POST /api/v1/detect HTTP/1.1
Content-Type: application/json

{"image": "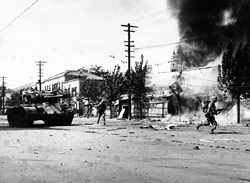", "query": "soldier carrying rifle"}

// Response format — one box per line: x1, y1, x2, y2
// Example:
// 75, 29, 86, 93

197, 96, 226, 134
96, 98, 107, 126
